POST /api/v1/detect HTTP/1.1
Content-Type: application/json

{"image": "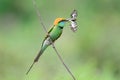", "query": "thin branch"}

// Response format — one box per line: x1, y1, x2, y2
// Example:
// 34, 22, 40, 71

51, 43, 76, 80
32, 0, 48, 33
31, 0, 76, 80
